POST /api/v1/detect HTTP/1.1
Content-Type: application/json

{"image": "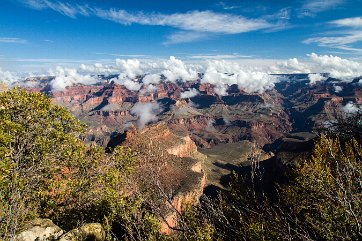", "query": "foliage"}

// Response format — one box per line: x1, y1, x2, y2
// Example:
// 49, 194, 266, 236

180, 135, 362, 240
0, 88, 162, 240
281, 136, 362, 240
178, 204, 216, 241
